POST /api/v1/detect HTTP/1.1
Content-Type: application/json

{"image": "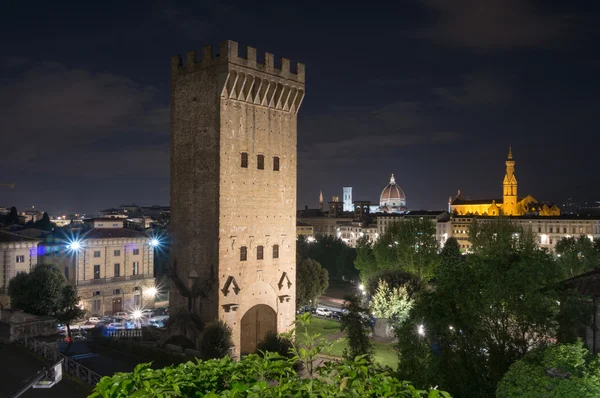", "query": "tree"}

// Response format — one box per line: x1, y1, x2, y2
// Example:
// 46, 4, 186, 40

369, 279, 413, 329
555, 235, 600, 278
340, 295, 373, 361
56, 285, 85, 340
296, 258, 328, 307
34, 211, 53, 231
5, 206, 19, 225
297, 235, 358, 282
497, 342, 600, 397
199, 320, 233, 360
8, 264, 85, 340
397, 218, 587, 397
360, 218, 439, 283
8, 264, 65, 315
